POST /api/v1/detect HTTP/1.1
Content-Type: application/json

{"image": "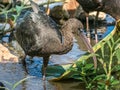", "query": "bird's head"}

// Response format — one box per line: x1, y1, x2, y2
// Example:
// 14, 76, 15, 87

64, 18, 84, 35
